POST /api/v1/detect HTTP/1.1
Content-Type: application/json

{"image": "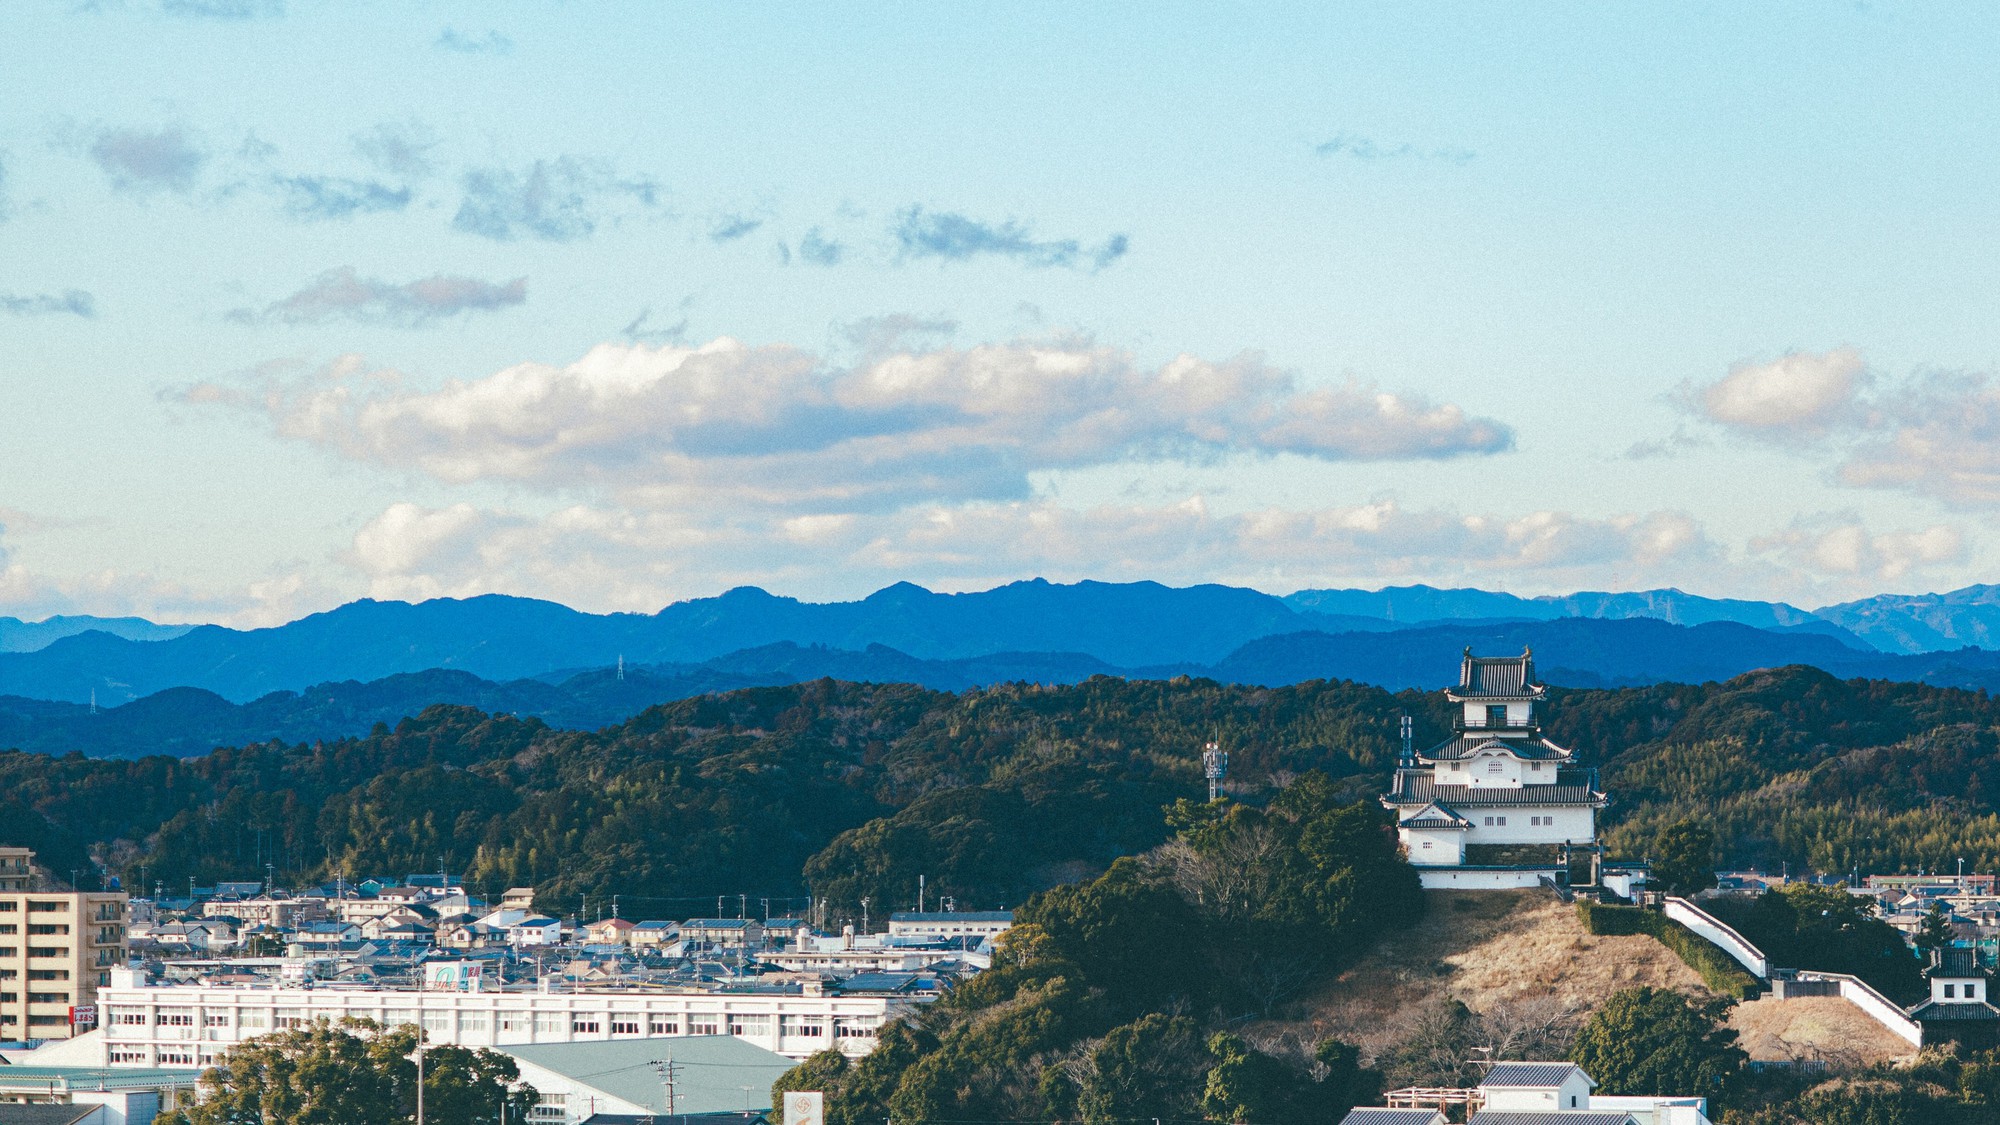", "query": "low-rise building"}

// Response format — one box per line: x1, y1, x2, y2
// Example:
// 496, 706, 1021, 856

885, 912, 1013, 940
96, 972, 905, 1065
679, 920, 764, 949
501, 1035, 794, 1123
